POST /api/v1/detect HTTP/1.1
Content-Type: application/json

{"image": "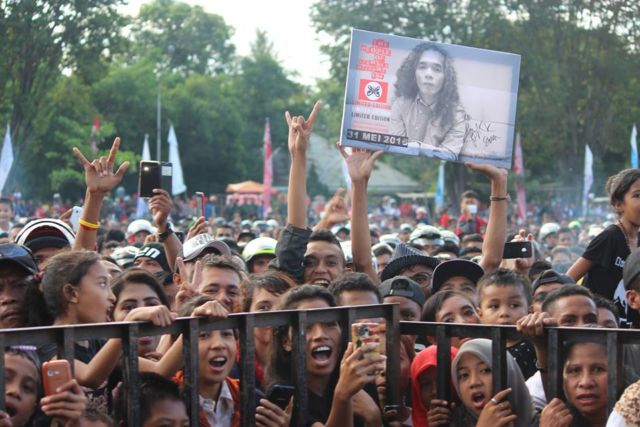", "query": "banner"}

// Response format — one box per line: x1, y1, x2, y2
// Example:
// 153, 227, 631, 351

631, 124, 638, 169
582, 145, 593, 216
167, 125, 187, 195
0, 125, 14, 194
262, 119, 273, 219
340, 29, 521, 168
